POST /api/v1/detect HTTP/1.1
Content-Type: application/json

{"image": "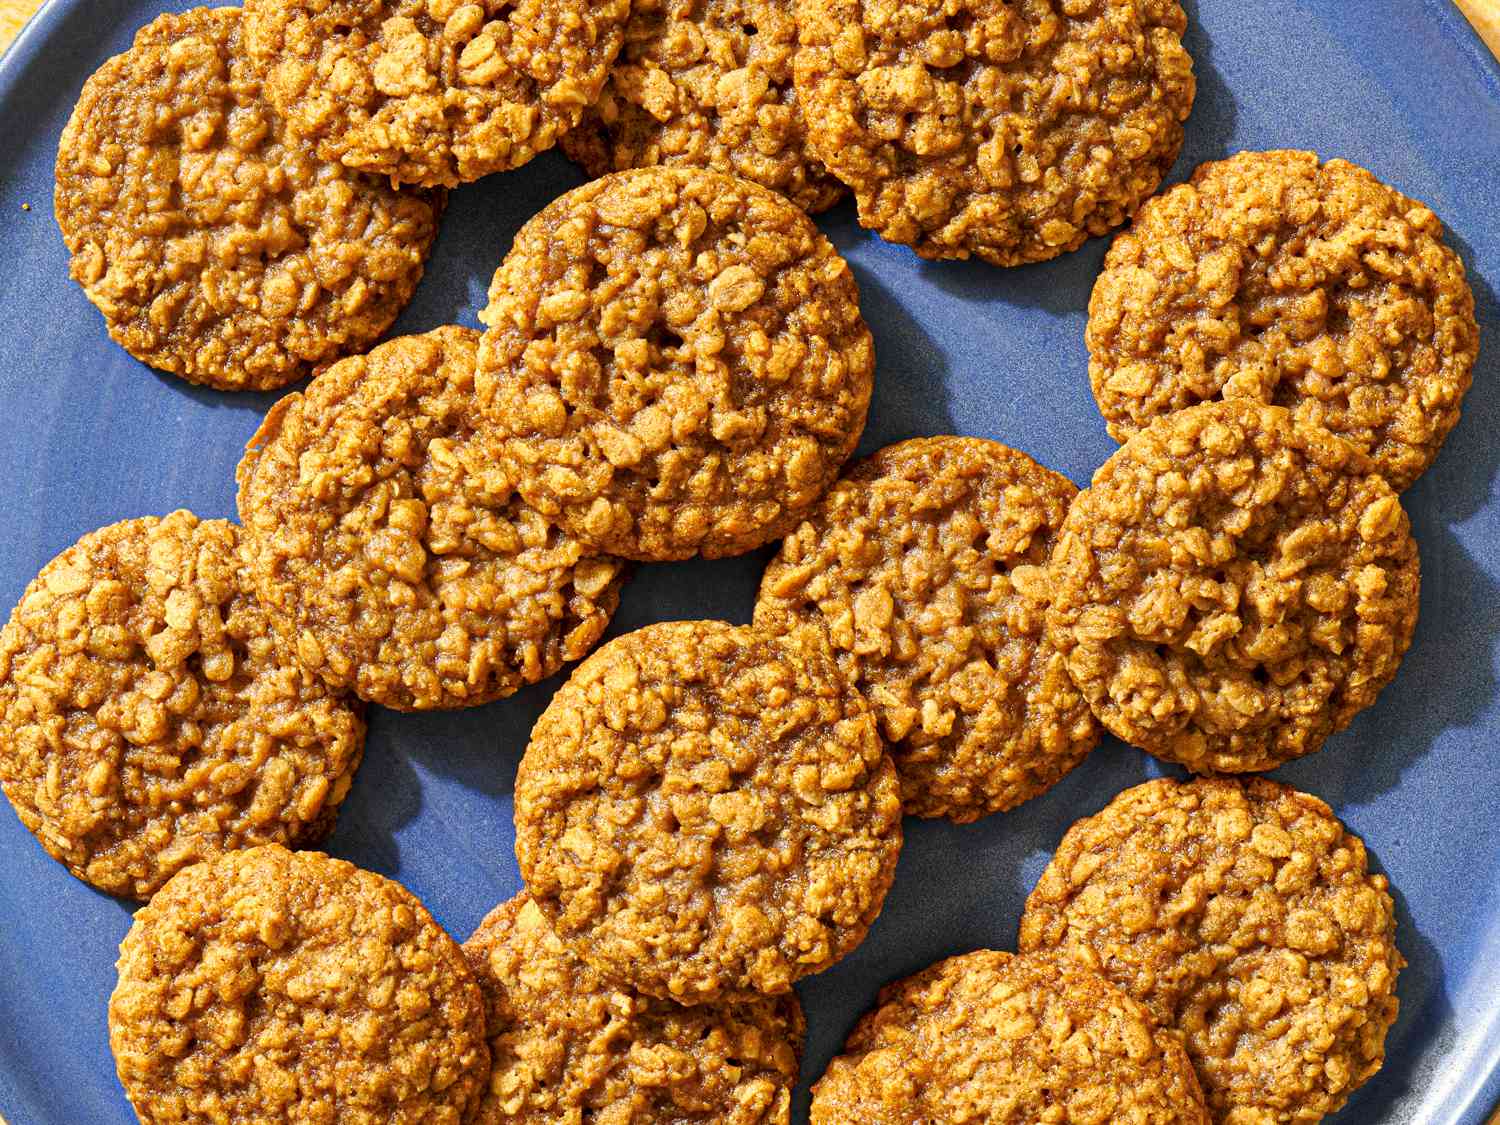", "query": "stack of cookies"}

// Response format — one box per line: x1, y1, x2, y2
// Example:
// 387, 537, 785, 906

4, 0, 1485, 1121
